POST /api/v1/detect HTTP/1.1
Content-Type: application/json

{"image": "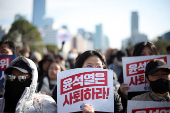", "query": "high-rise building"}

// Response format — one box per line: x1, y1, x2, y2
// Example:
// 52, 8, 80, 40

94, 24, 103, 49
32, 0, 58, 45
131, 12, 138, 36
102, 35, 109, 52
72, 34, 93, 53
130, 12, 147, 45
42, 24, 57, 45
93, 24, 110, 52
32, 0, 45, 28
161, 32, 170, 41
122, 12, 148, 49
